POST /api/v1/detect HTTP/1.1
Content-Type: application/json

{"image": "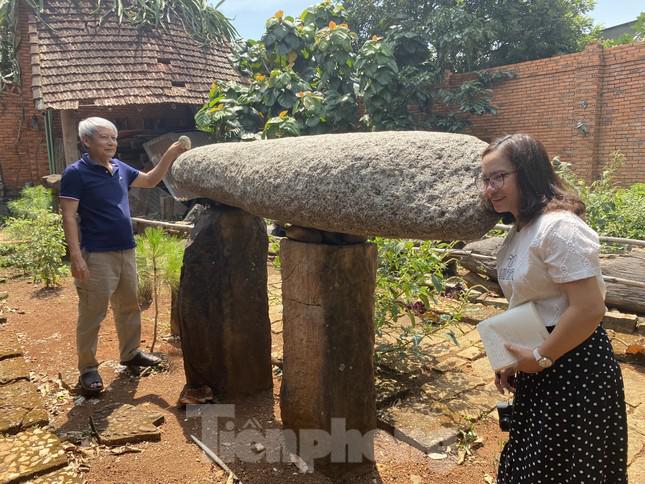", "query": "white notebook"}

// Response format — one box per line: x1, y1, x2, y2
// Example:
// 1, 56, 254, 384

477, 302, 549, 371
